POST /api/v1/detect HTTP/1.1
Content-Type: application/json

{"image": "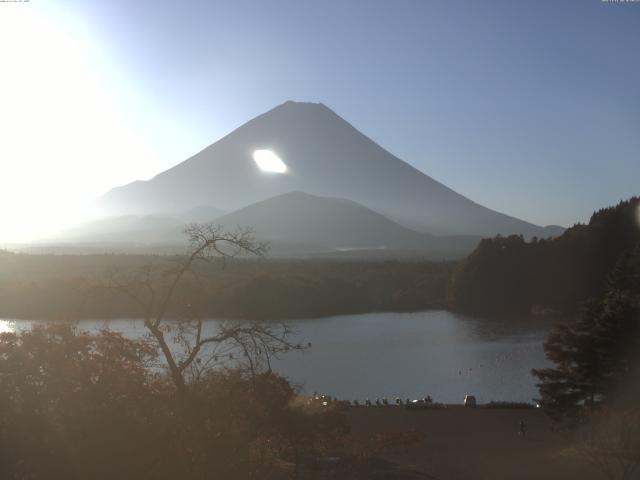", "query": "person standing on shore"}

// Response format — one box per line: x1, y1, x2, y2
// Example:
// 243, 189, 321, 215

518, 419, 526, 437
